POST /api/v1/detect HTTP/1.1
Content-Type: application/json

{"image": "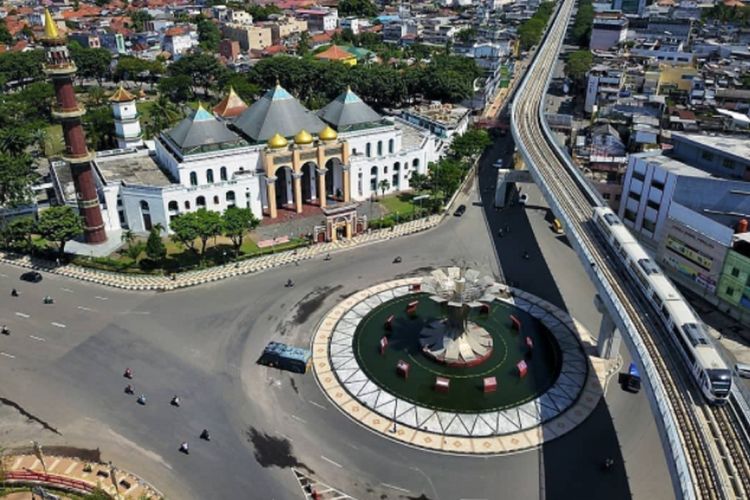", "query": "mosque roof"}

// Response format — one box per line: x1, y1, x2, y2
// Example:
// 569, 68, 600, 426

233, 83, 325, 142
165, 104, 244, 153
109, 85, 136, 103
213, 86, 248, 119
315, 44, 356, 61
43, 9, 60, 39
317, 87, 382, 130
